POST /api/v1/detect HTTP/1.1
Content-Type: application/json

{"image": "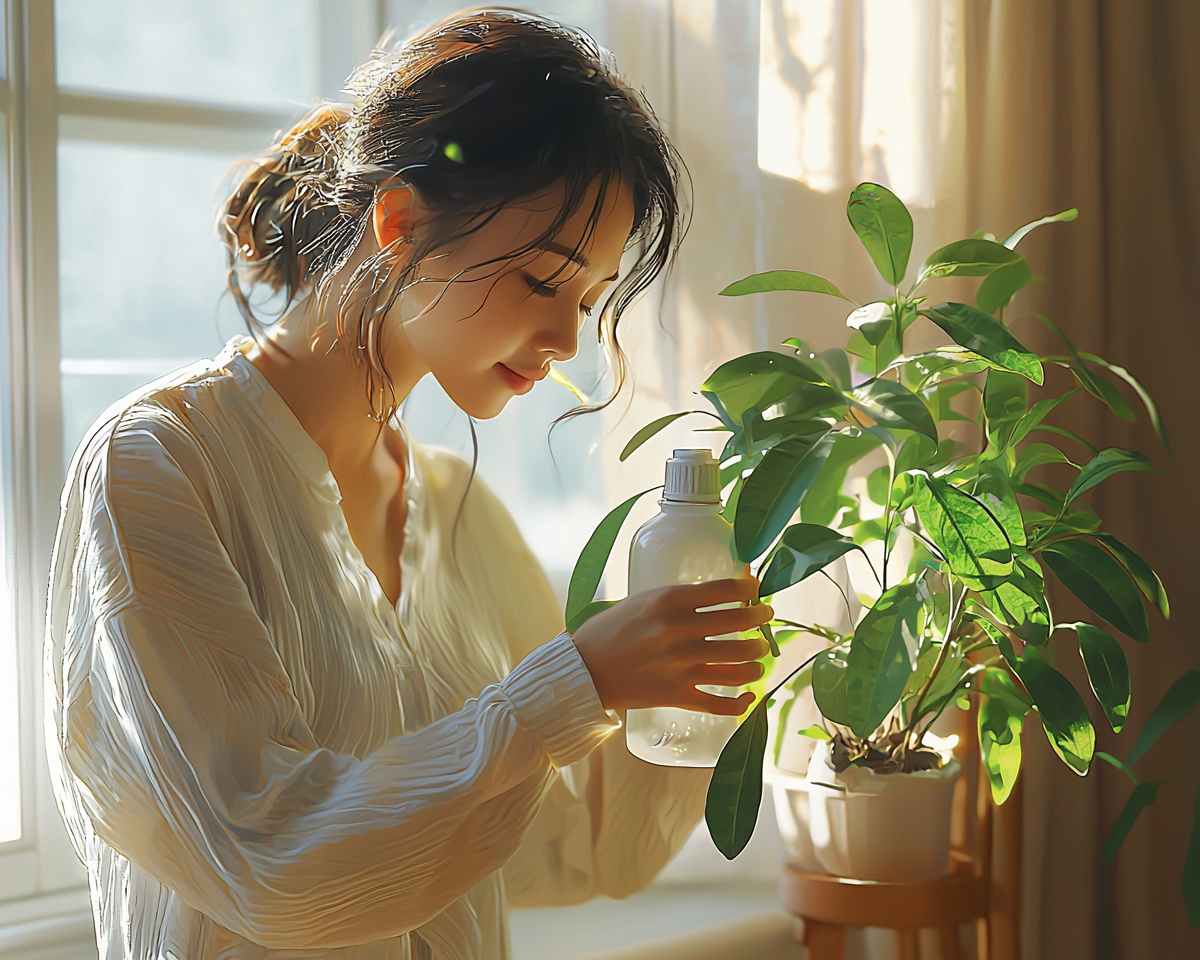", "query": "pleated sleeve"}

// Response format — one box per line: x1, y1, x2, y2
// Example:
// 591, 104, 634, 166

45, 411, 618, 951
436, 464, 712, 907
